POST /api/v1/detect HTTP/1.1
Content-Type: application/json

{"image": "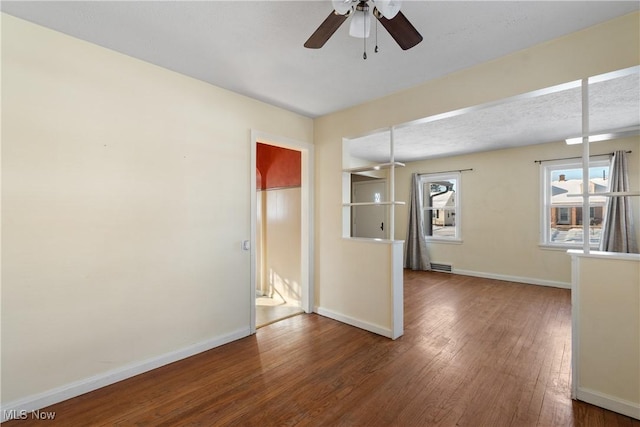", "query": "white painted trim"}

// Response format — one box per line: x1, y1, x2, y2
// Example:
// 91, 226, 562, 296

570, 253, 581, 399
315, 307, 393, 339
452, 268, 571, 289
389, 127, 396, 240
250, 138, 258, 334
539, 158, 610, 248
568, 249, 640, 262
576, 387, 640, 420
581, 76, 591, 255
250, 130, 315, 321
342, 237, 405, 244
420, 171, 462, 241
539, 159, 548, 247
390, 241, 404, 340
426, 238, 463, 245
303, 146, 315, 314
0, 328, 250, 422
